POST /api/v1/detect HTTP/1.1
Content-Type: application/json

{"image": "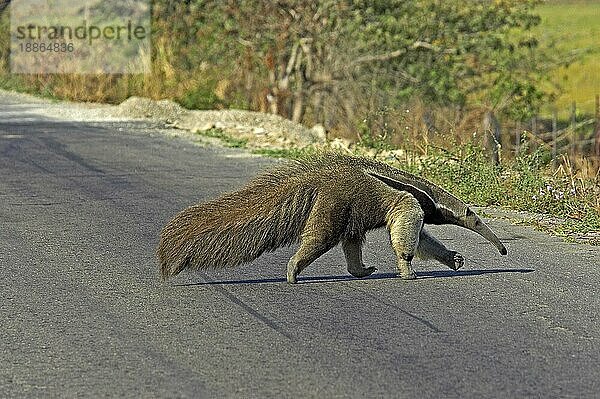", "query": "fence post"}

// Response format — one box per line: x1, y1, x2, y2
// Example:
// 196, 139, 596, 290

571, 102, 576, 155
552, 110, 558, 168
515, 123, 521, 156
595, 94, 600, 157
483, 110, 501, 166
